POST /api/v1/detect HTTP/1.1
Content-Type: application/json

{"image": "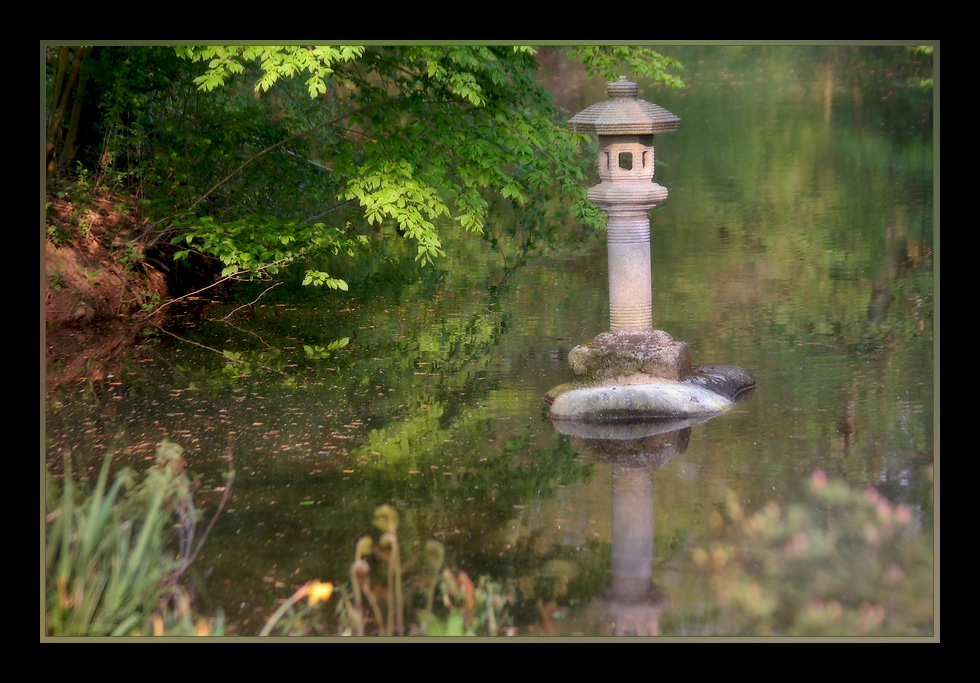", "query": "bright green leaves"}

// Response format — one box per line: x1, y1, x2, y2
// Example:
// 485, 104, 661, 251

420, 45, 528, 106
173, 216, 367, 287
255, 45, 365, 98
569, 45, 686, 89
177, 45, 365, 98
341, 159, 451, 265
175, 46, 264, 92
